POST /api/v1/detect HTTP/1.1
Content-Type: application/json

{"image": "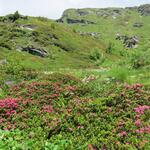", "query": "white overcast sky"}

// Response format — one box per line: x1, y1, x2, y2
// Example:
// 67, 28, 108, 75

0, 0, 150, 19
